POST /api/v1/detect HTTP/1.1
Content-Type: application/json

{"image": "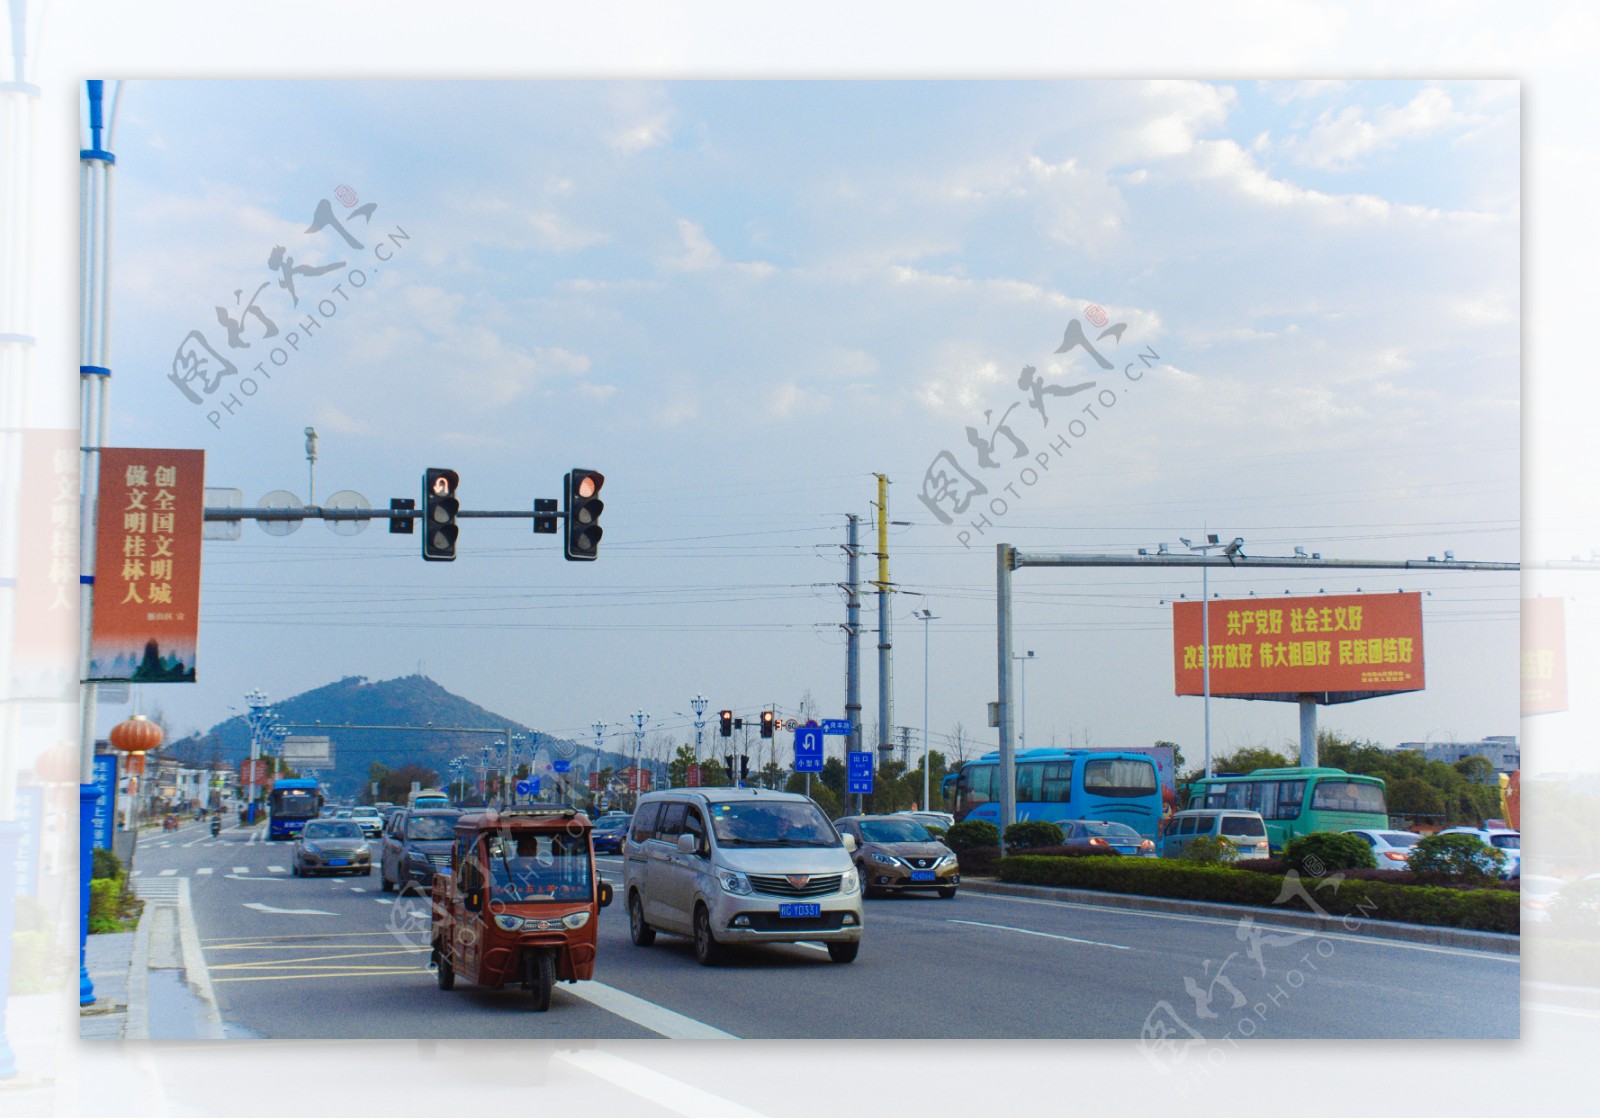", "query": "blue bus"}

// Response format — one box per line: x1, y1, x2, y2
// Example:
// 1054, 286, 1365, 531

267, 778, 324, 840
943, 749, 1165, 838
